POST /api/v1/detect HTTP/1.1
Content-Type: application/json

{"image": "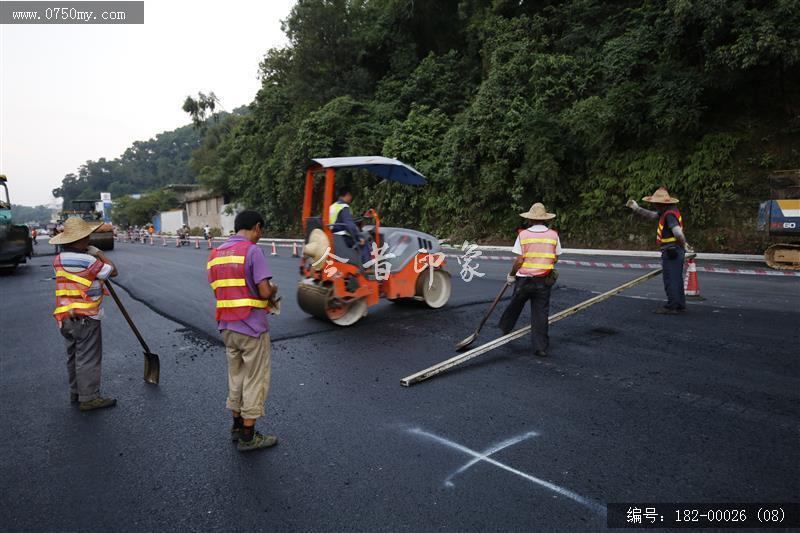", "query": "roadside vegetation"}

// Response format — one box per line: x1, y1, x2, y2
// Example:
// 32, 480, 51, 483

55, 0, 800, 251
